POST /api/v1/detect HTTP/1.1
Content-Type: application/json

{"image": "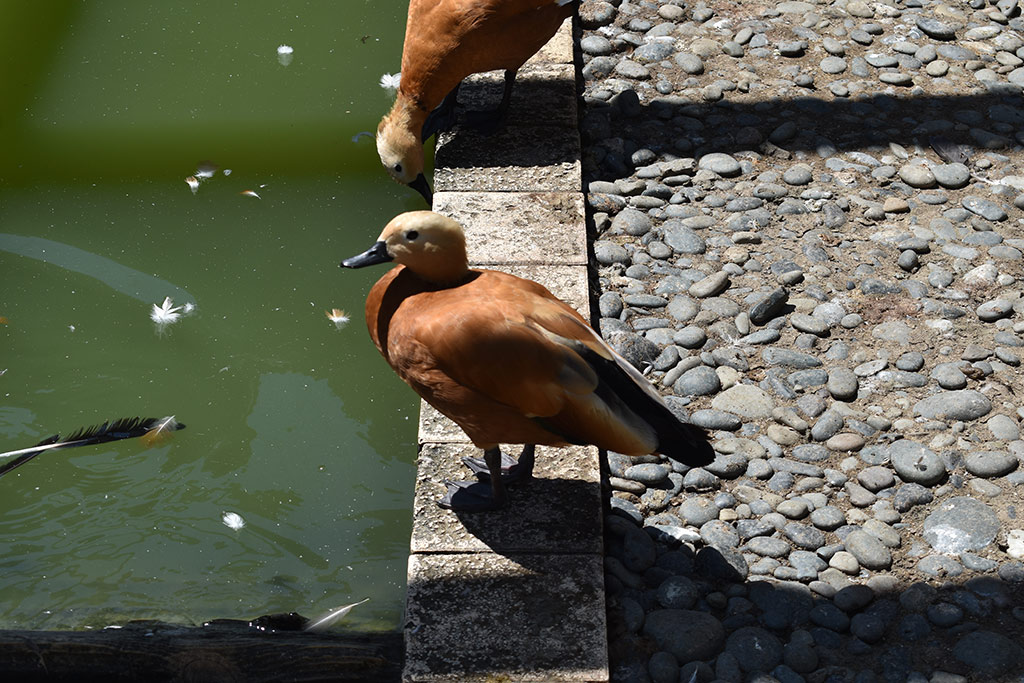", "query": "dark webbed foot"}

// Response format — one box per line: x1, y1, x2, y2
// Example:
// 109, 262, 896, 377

436, 445, 535, 511
461, 444, 535, 484
438, 480, 505, 512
